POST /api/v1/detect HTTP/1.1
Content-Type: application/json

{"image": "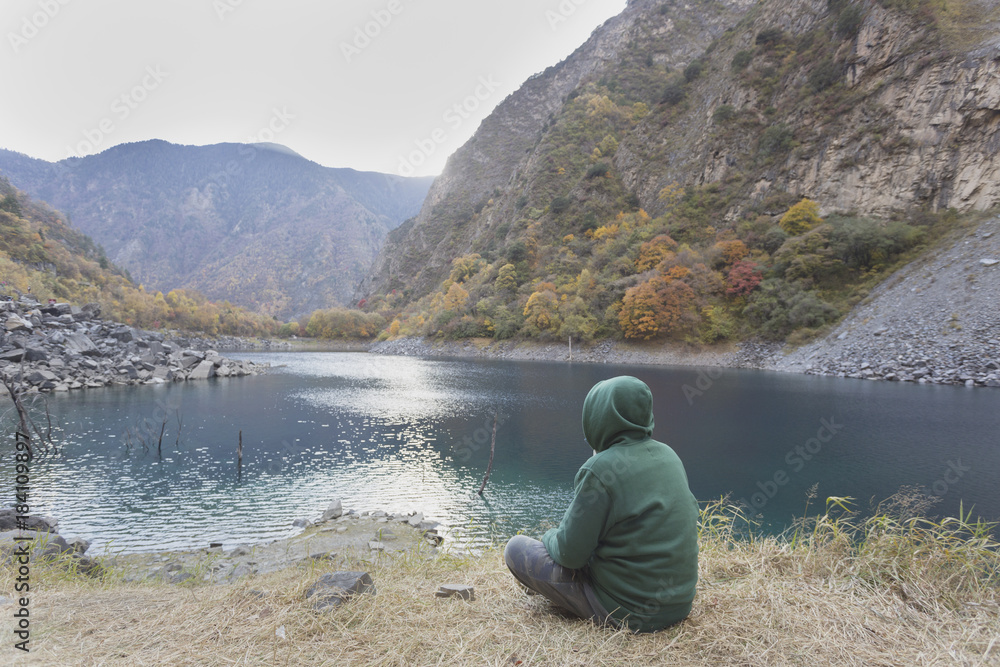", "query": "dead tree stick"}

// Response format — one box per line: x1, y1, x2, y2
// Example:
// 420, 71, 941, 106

477, 411, 498, 497
237, 430, 243, 480
157, 417, 167, 458
2, 375, 33, 458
